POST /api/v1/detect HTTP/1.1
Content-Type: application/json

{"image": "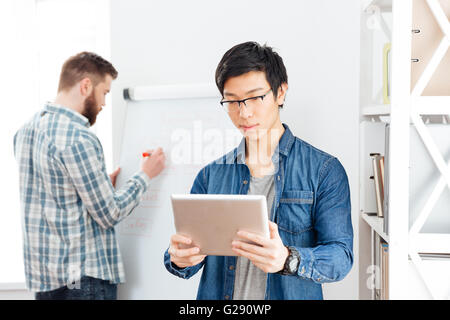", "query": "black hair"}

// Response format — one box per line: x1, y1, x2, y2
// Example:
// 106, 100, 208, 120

215, 41, 288, 108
